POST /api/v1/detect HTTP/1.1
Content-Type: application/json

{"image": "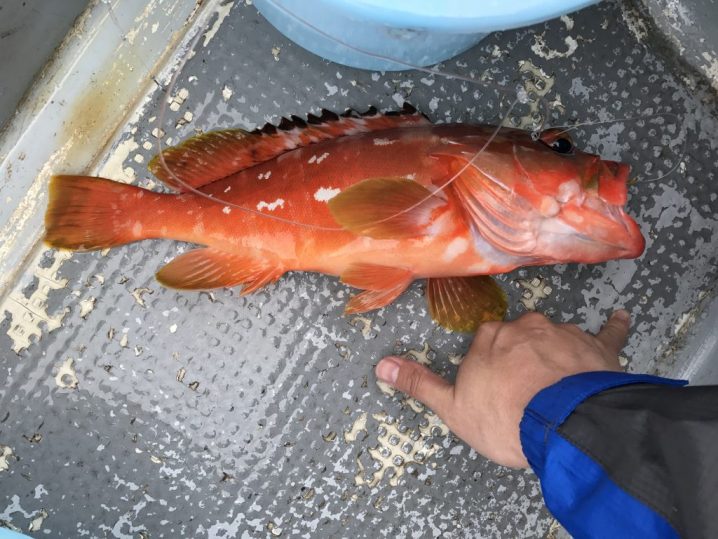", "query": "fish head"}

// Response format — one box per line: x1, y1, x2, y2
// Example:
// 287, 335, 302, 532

437, 125, 645, 265
511, 127, 645, 263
